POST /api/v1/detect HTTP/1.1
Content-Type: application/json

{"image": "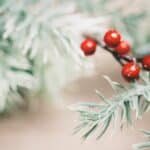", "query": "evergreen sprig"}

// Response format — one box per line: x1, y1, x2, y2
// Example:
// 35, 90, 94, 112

70, 1, 150, 149
71, 72, 150, 141
0, 33, 36, 113
0, 0, 95, 112
0, 0, 149, 113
